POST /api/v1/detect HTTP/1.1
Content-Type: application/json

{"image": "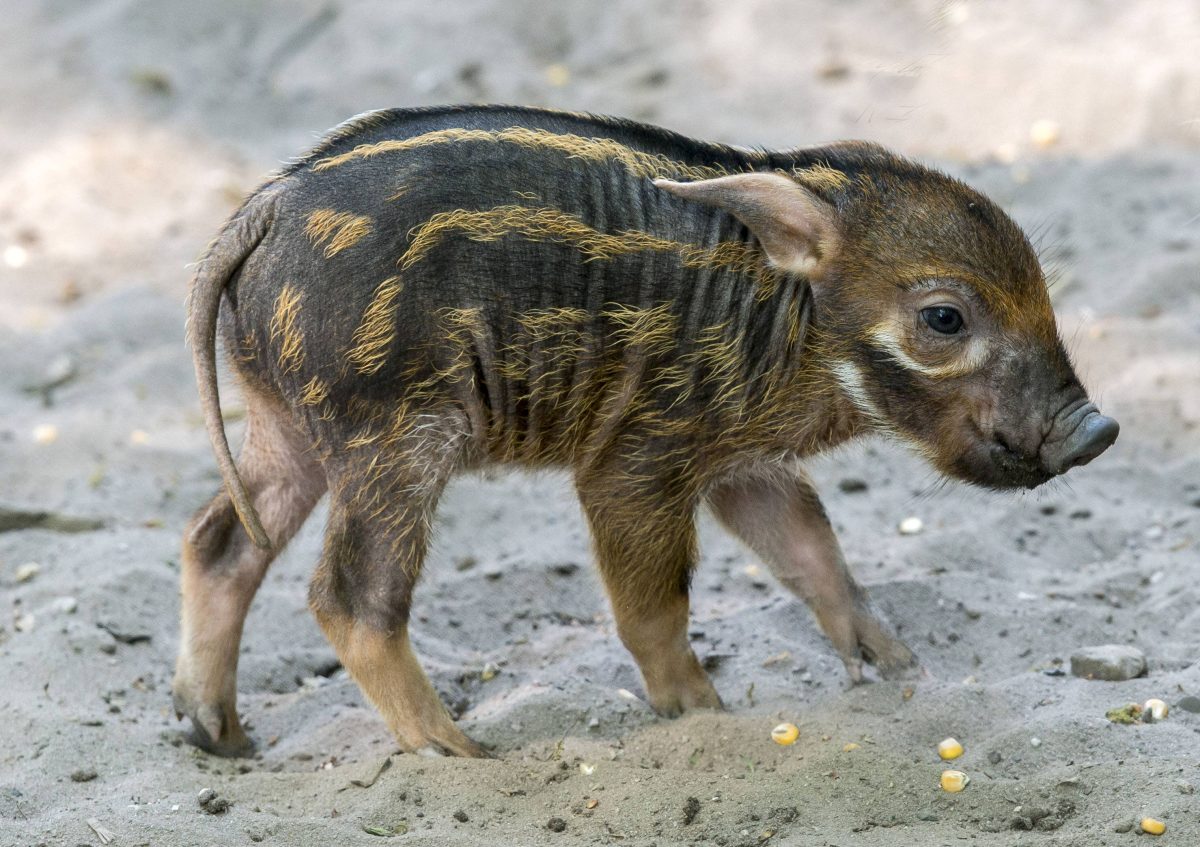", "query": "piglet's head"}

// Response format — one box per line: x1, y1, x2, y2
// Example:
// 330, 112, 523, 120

656, 147, 1117, 490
